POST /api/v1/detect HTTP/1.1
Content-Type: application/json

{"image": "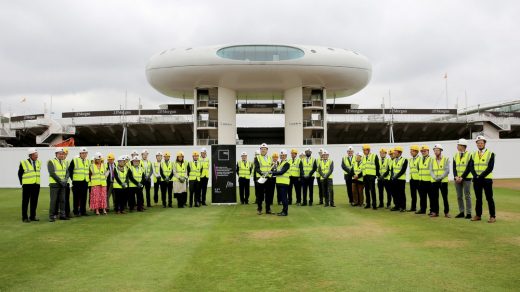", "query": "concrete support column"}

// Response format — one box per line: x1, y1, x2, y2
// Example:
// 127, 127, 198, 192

193, 89, 198, 146
323, 88, 328, 144
284, 87, 303, 146
217, 87, 236, 144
